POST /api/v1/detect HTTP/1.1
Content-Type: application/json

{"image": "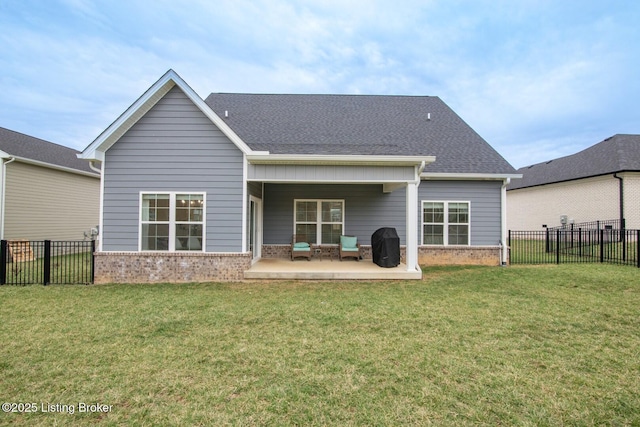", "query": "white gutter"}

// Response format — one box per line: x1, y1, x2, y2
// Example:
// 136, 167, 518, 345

0, 156, 16, 239
89, 160, 102, 174
3, 155, 100, 178
247, 153, 436, 167
418, 160, 427, 176
422, 172, 523, 180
